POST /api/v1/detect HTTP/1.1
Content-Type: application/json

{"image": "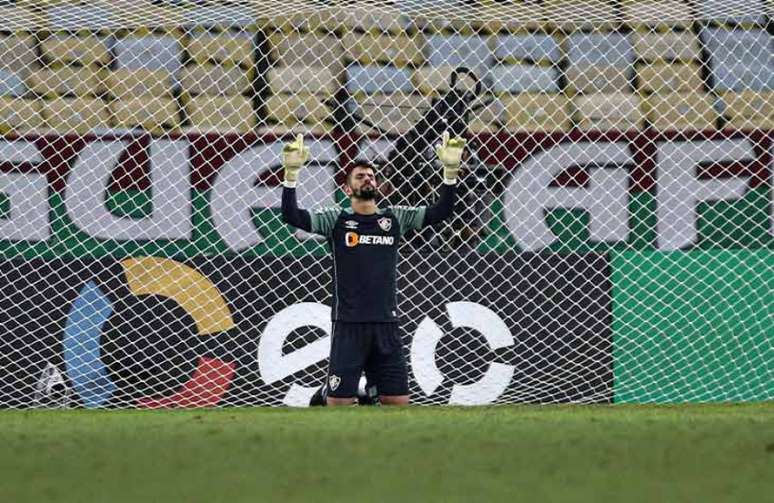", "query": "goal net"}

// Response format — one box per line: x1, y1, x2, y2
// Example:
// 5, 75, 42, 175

0, 0, 771, 408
